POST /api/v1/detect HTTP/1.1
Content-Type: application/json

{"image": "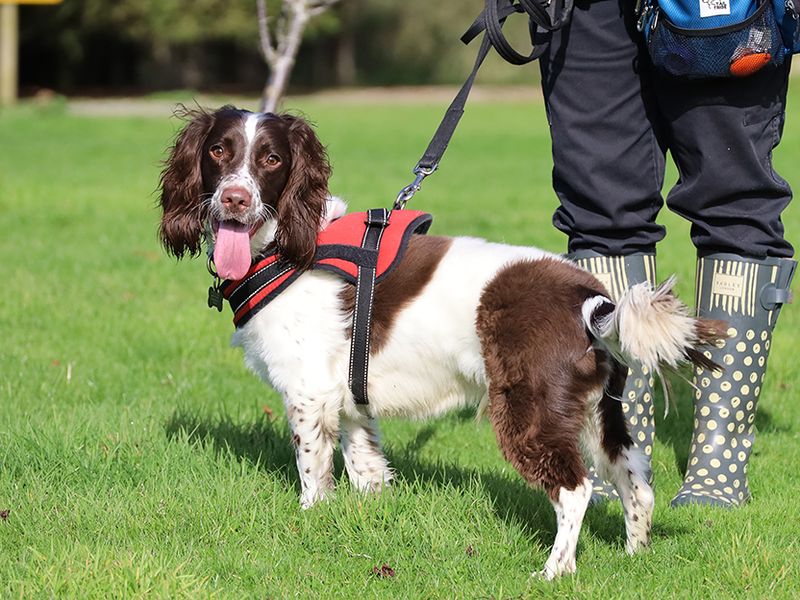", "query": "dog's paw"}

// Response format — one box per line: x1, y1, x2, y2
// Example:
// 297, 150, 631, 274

352, 473, 393, 494
534, 566, 563, 581
535, 567, 557, 581
367, 477, 391, 493
625, 533, 651, 555
534, 558, 576, 581
300, 488, 333, 510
